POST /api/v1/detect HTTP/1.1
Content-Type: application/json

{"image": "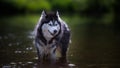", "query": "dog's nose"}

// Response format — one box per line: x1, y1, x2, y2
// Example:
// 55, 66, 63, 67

54, 30, 57, 34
